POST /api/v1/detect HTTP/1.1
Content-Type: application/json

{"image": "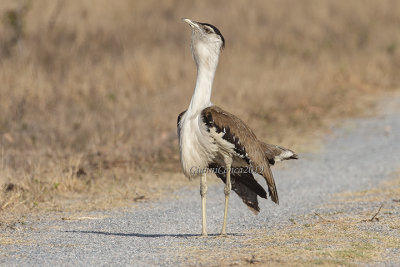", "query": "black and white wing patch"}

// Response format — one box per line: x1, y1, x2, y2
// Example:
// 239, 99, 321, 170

201, 107, 251, 164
